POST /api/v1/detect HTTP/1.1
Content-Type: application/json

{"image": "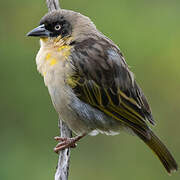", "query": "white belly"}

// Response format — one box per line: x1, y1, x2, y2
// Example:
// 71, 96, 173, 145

36, 44, 92, 135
